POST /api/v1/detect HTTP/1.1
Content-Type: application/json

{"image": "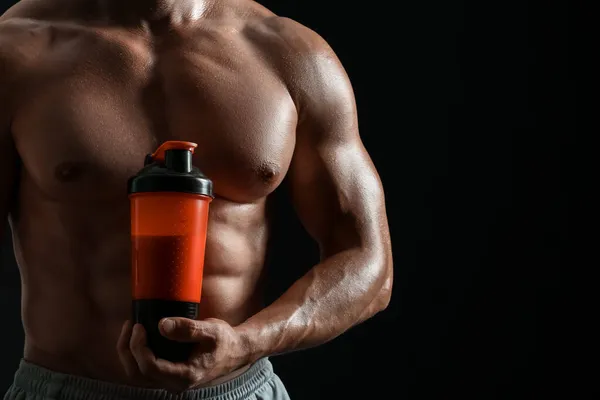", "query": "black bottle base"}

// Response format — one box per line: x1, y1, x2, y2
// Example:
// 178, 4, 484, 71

132, 299, 199, 362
